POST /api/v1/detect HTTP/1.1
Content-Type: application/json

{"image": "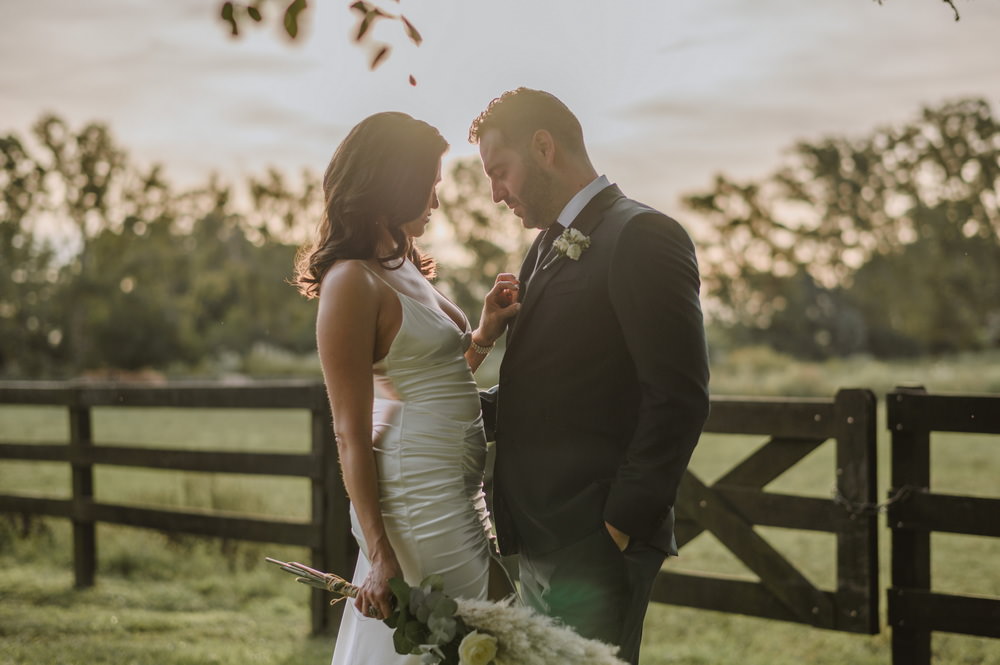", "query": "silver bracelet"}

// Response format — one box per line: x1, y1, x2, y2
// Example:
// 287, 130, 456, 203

469, 339, 494, 355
